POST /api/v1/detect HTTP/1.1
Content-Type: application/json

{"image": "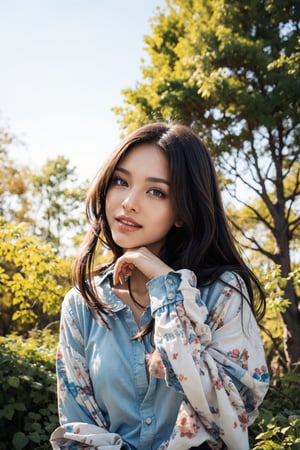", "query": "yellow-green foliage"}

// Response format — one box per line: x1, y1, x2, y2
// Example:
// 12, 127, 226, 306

260, 264, 292, 314
255, 262, 300, 374
0, 218, 70, 334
